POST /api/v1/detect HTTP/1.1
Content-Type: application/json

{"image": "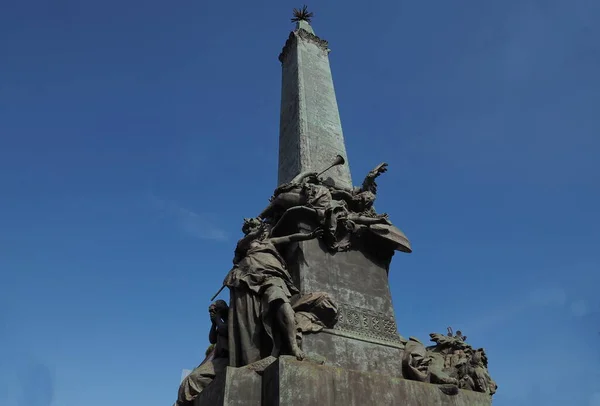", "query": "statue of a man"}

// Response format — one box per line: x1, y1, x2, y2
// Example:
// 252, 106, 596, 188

328, 162, 388, 215
224, 222, 323, 366
402, 337, 430, 382
174, 300, 229, 406
461, 348, 497, 395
